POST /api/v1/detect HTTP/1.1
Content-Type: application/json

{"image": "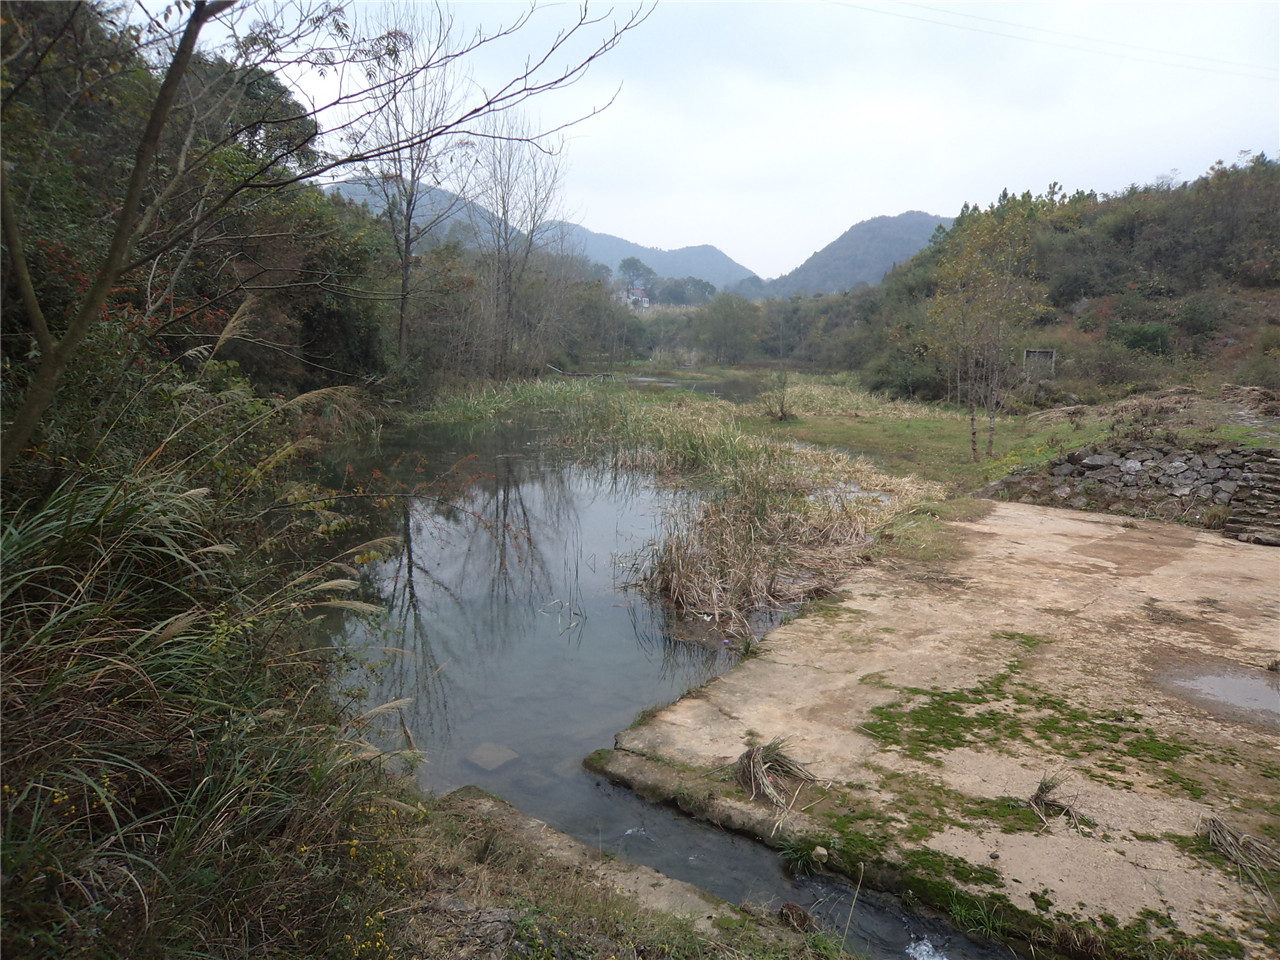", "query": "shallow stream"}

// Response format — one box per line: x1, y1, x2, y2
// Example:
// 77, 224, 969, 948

320, 418, 1006, 959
